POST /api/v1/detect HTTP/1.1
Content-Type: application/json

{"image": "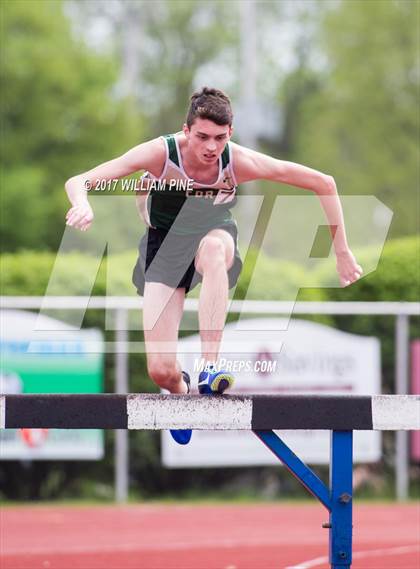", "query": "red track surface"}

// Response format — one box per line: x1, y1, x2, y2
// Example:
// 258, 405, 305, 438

1, 503, 419, 569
